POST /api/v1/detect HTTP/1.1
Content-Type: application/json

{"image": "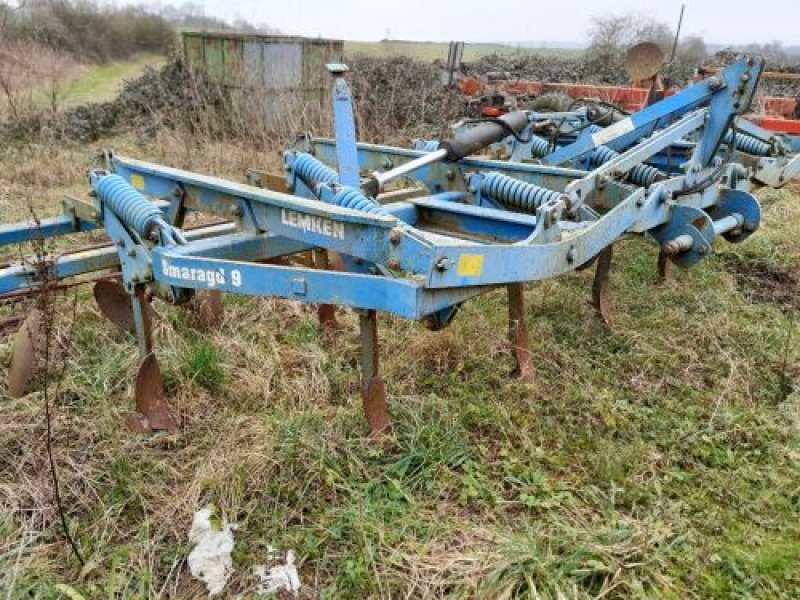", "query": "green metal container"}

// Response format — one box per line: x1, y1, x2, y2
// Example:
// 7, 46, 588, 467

182, 32, 343, 129
182, 32, 342, 89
